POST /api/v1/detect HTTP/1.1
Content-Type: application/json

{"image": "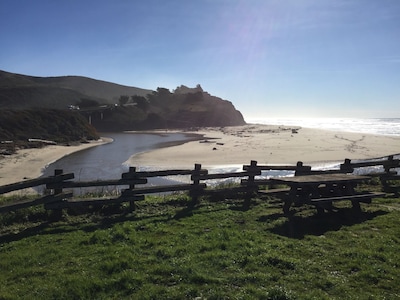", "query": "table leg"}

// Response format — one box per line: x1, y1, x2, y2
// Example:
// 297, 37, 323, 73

316, 206, 325, 215
344, 182, 356, 195
283, 198, 291, 215
351, 200, 361, 212
283, 187, 297, 215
